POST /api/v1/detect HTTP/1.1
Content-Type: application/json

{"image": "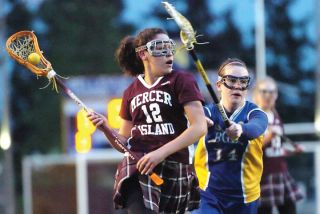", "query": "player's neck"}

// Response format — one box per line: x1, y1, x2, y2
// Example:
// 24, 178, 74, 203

143, 70, 161, 85
221, 100, 244, 114
262, 108, 273, 113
